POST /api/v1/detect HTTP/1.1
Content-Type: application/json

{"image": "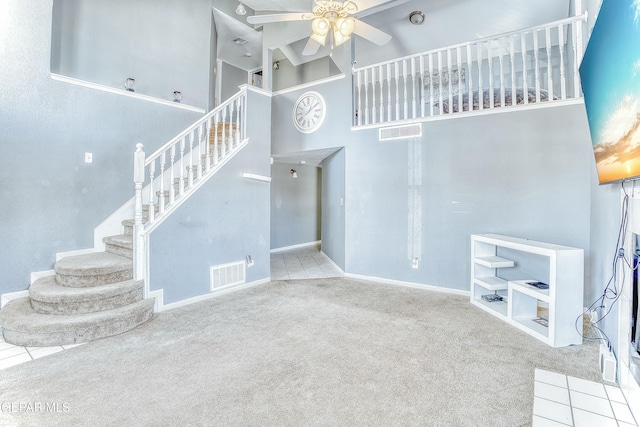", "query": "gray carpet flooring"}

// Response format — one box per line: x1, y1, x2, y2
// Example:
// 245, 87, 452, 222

0, 277, 601, 426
